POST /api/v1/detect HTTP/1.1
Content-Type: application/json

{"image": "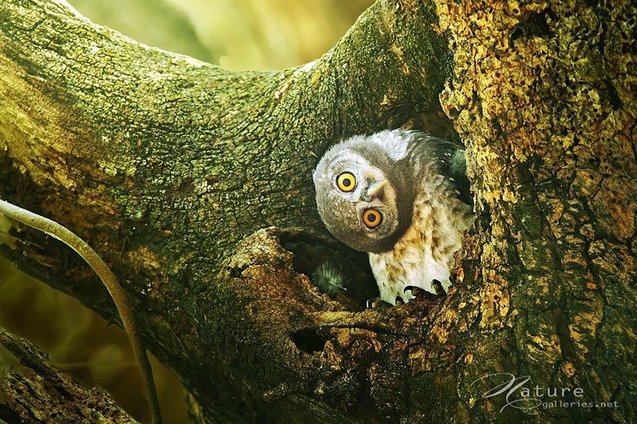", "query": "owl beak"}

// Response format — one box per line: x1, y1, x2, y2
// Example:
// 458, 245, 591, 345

366, 180, 387, 200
